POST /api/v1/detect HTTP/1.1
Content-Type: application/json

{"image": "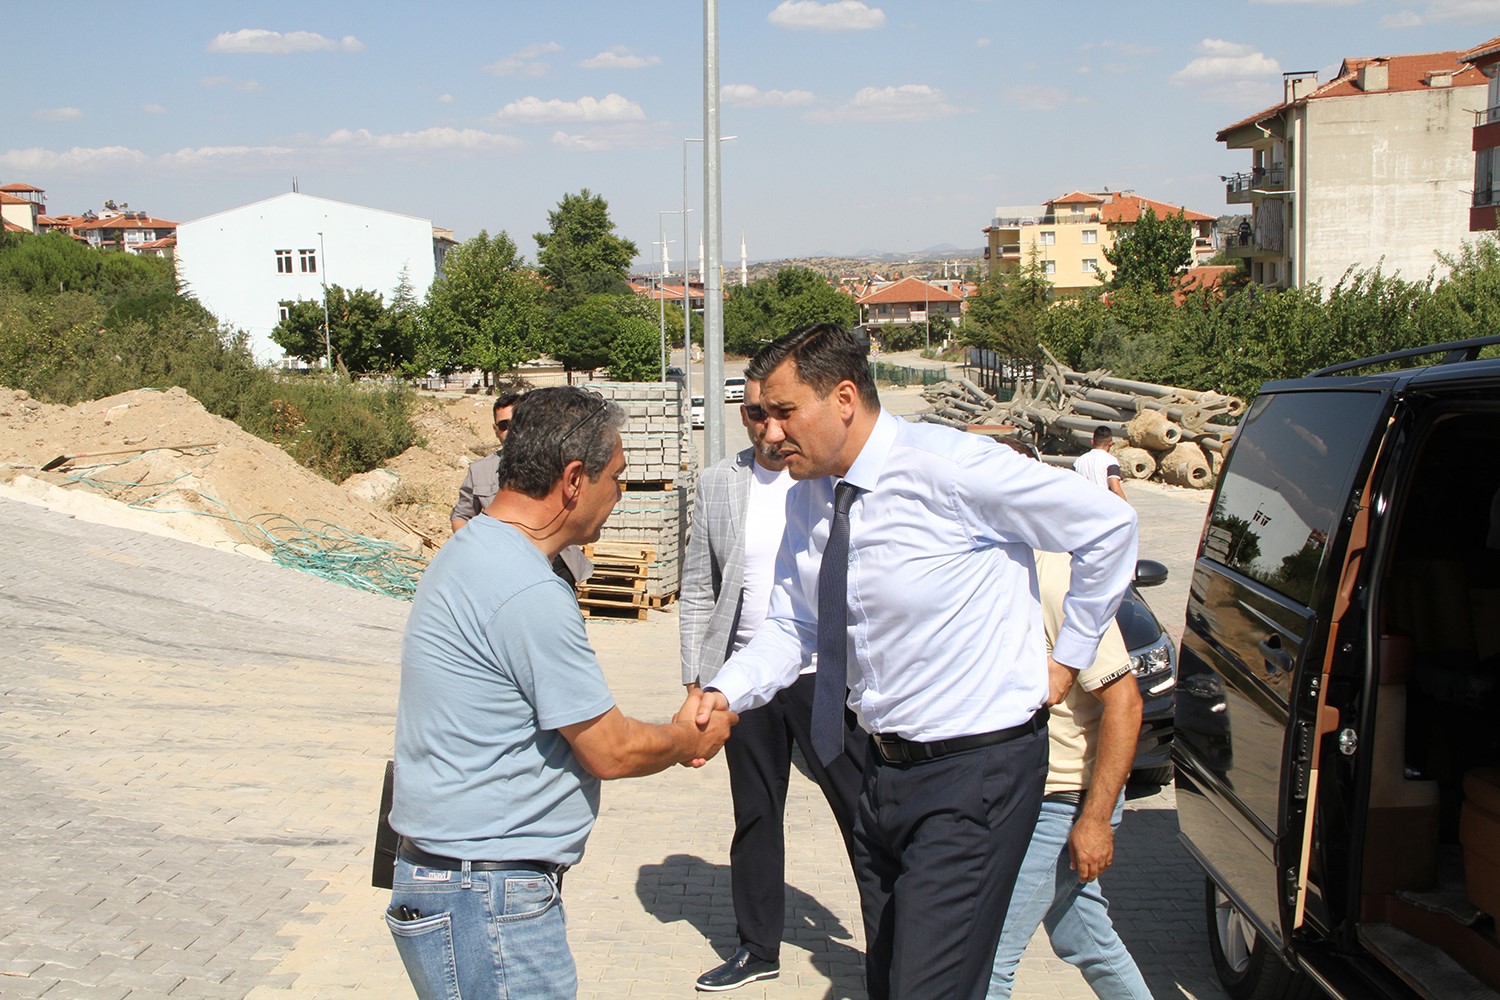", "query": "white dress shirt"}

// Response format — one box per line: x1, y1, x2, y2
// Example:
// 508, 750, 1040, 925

708, 409, 1139, 742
